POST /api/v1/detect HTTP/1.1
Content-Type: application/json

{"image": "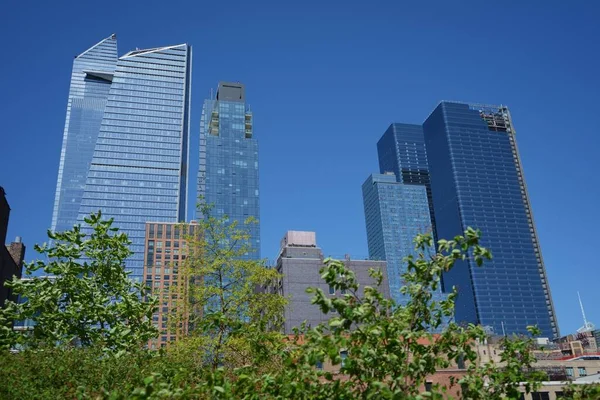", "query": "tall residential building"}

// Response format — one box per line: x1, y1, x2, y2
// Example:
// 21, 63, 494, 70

274, 231, 388, 334
143, 222, 197, 349
377, 123, 437, 240
362, 173, 434, 306
198, 82, 260, 257
423, 101, 558, 338
0, 187, 26, 308
52, 35, 192, 280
